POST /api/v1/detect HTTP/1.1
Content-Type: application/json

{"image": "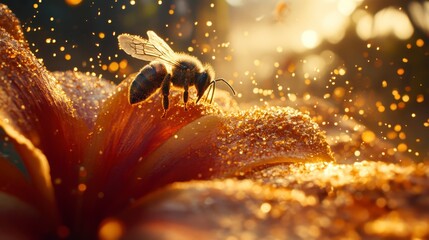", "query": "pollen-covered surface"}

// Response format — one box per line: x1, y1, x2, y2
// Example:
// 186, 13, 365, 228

125, 105, 332, 207
0, 4, 26, 46
0, 29, 75, 144
1, 3, 428, 240
117, 161, 429, 239
214, 106, 334, 175
285, 98, 410, 163
53, 71, 115, 128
